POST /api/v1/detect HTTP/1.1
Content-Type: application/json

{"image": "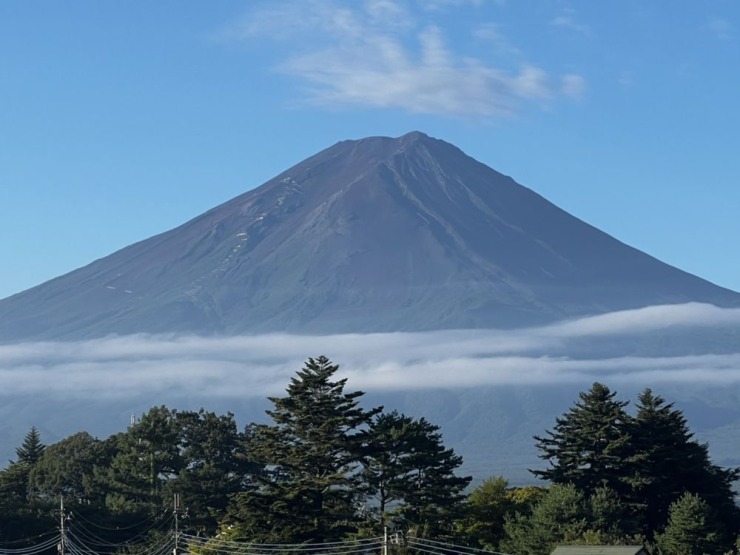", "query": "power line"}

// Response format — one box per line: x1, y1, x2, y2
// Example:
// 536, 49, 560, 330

0, 536, 61, 555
